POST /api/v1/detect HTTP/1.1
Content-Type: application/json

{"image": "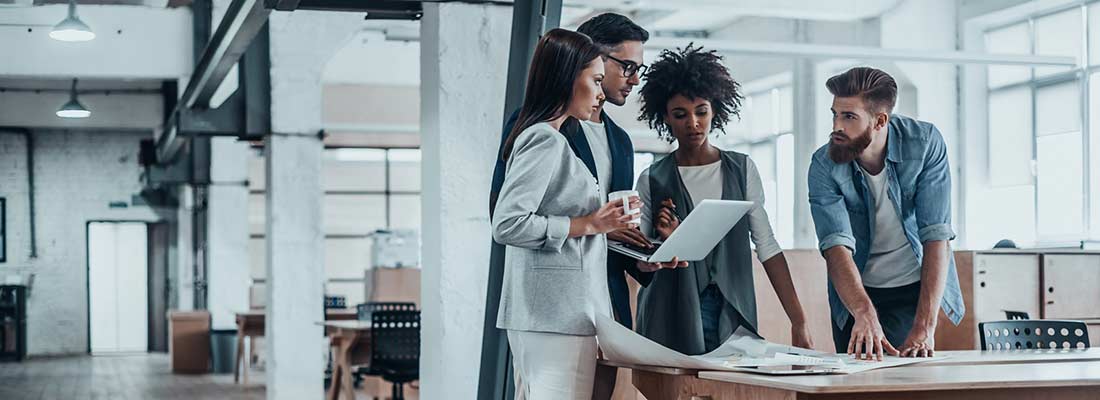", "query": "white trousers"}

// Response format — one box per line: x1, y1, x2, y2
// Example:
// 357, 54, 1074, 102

507, 330, 597, 400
